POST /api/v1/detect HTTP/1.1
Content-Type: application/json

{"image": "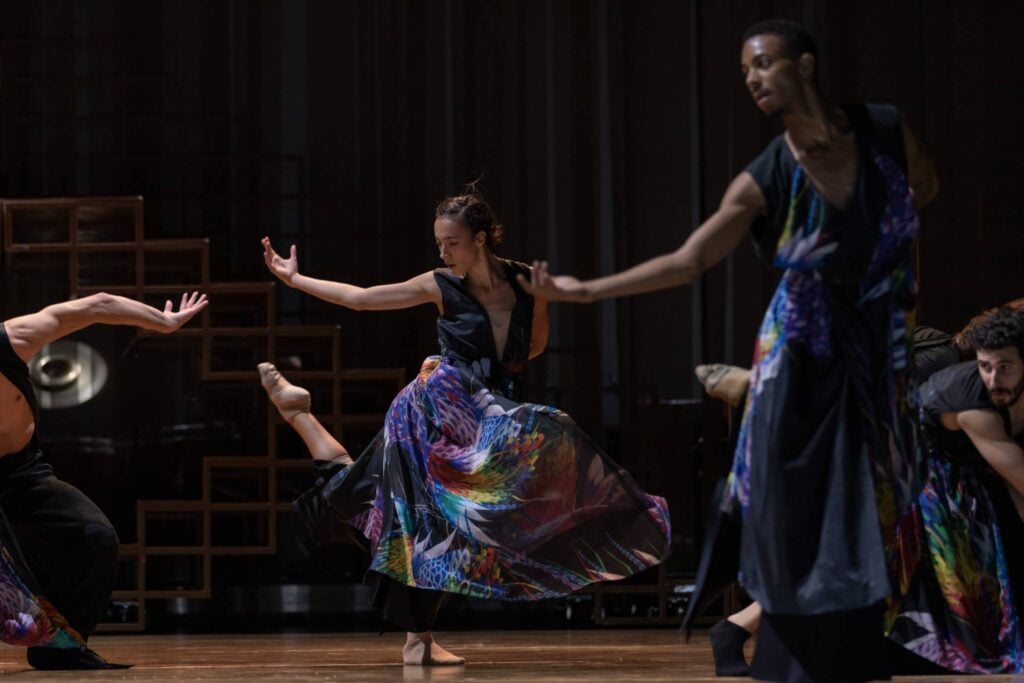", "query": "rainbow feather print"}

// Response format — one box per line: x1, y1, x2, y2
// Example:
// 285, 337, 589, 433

0, 531, 84, 649
343, 358, 669, 601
